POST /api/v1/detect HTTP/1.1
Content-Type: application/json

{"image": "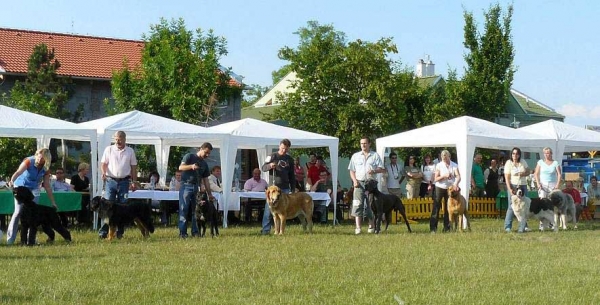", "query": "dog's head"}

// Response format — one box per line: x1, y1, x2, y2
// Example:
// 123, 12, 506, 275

548, 190, 565, 208
363, 179, 378, 193
266, 185, 282, 208
515, 188, 524, 198
448, 185, 461, 198
343, 187, 354, 205
13, 186, 35, 205
89, 196, 115, 218
195, 192, 210, 221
